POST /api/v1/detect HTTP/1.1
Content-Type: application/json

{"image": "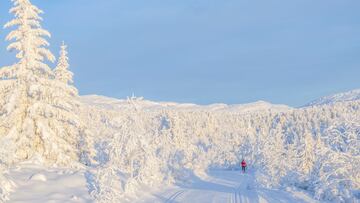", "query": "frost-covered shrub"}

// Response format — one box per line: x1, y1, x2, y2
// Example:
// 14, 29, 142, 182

310, 148, 358, 202
87, 166, 125, 203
